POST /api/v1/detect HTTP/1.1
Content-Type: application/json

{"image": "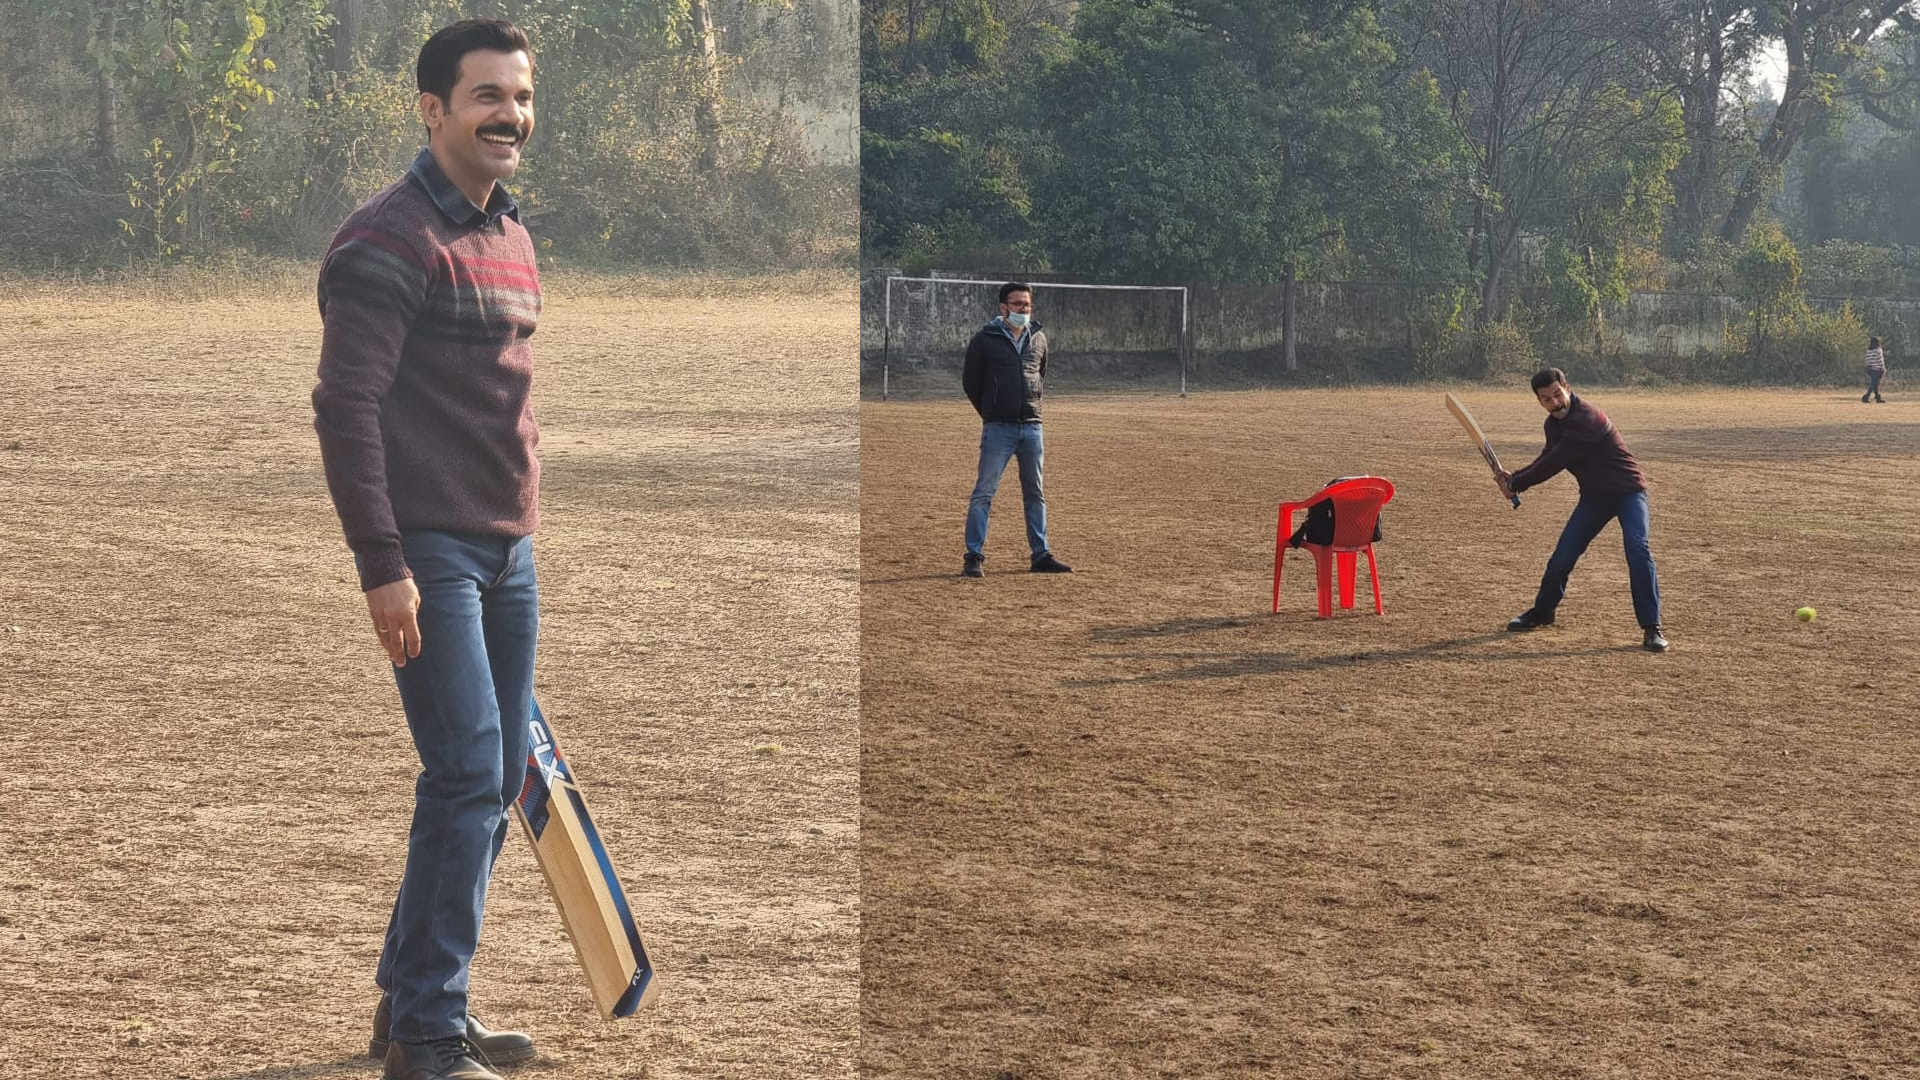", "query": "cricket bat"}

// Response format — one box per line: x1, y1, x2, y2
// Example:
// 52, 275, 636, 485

515, 701, 658, 1019
1443, 393, 1521, 509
